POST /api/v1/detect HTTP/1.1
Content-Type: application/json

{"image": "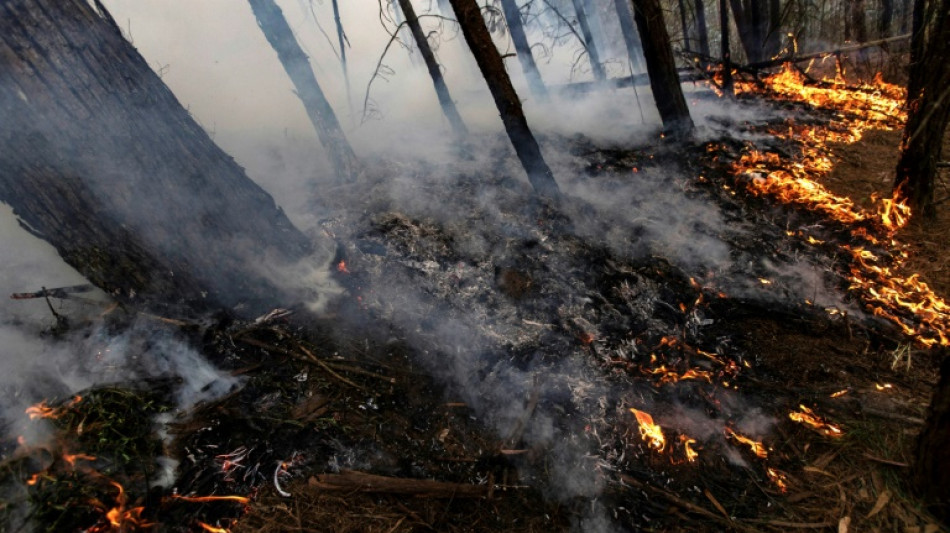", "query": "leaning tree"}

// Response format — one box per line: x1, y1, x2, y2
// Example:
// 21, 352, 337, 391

0, 0, 318, 315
